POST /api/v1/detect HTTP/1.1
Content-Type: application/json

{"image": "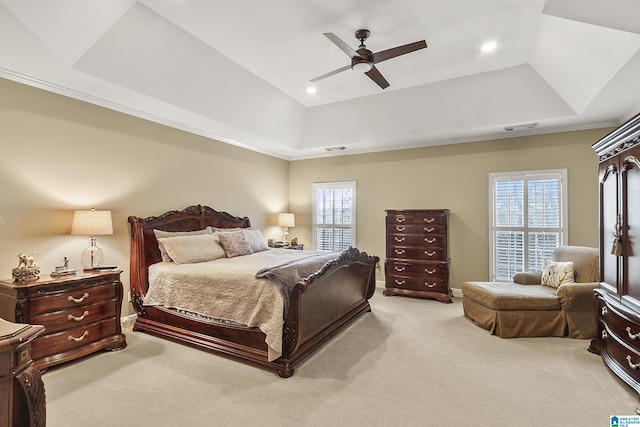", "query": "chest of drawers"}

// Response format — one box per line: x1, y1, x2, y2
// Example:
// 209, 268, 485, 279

383, 209, 452, 303
0, 271, 126, 371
